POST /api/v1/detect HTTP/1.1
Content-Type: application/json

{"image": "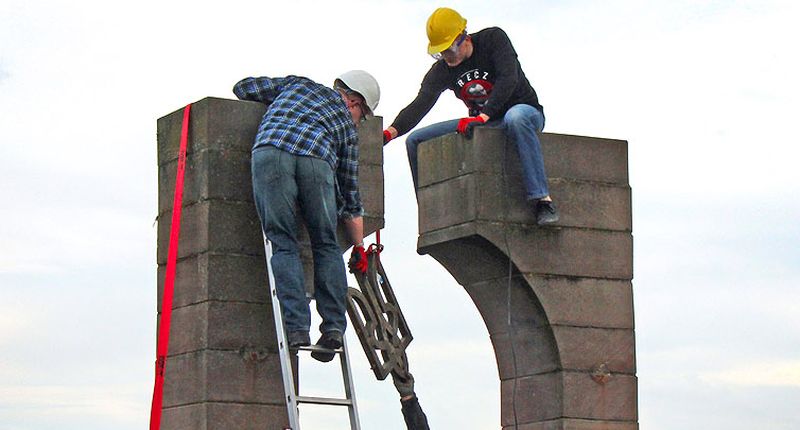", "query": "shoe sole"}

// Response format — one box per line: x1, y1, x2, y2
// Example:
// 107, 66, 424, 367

310, 338, 342, 363
537, 216, 559, 225
310, 350, 336, 362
